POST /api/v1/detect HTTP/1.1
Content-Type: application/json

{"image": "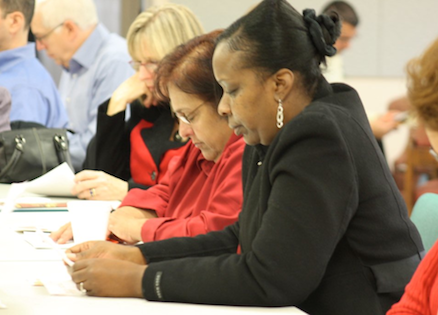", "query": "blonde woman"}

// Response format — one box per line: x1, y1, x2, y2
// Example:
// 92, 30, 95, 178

51, 4, 204, 243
